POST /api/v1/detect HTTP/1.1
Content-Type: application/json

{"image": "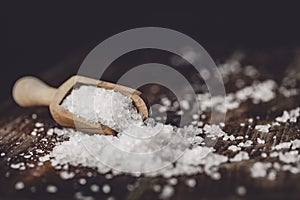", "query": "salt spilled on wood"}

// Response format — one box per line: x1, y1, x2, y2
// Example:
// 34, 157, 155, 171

37, 73, 300, 182
8, 61, 300, 199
